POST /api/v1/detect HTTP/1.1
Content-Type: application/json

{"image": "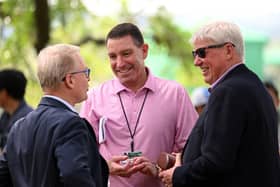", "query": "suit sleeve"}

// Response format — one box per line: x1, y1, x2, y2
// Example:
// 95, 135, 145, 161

173, 85, 247, 186
54, 117, 97, 187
